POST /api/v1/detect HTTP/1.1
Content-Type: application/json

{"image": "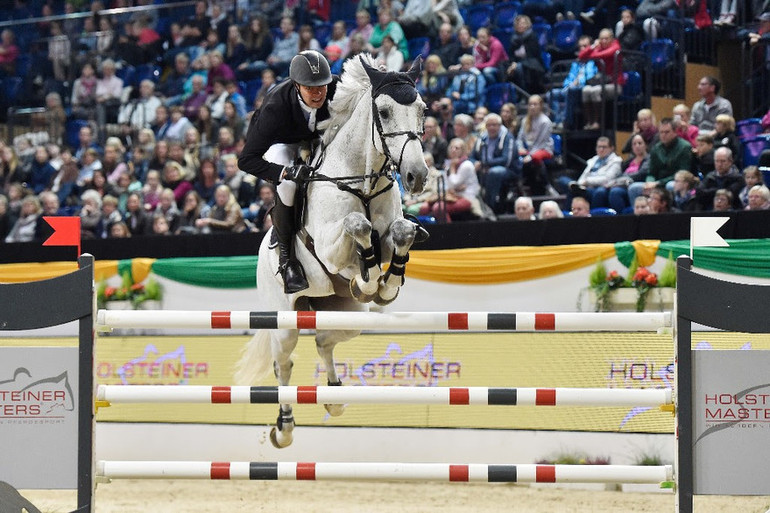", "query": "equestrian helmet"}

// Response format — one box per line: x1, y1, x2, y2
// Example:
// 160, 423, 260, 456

289, 50, 332, 87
